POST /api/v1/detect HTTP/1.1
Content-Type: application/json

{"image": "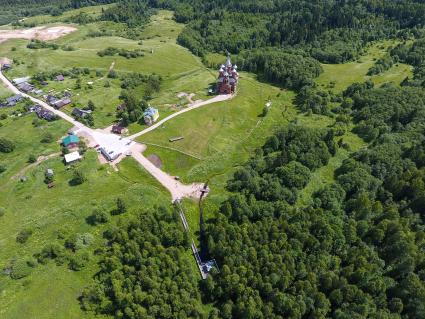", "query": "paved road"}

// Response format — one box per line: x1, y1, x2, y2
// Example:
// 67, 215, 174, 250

0, 69, 211, 201
128, 94, 233, 140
